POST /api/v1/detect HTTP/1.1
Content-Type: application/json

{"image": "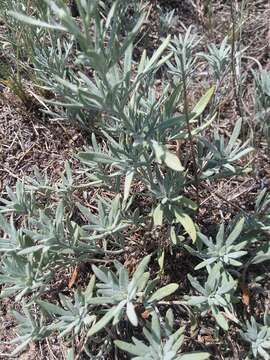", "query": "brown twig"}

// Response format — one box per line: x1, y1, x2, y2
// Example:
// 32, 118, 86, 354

200, 182, 246, 214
